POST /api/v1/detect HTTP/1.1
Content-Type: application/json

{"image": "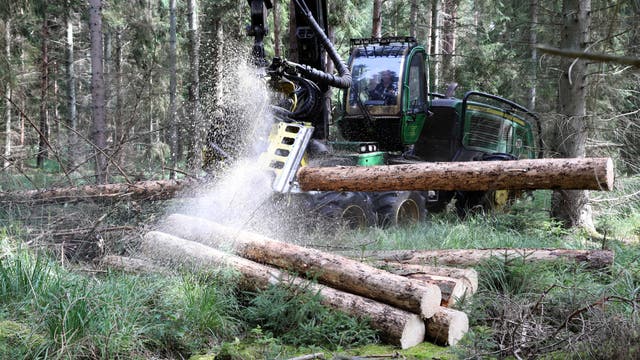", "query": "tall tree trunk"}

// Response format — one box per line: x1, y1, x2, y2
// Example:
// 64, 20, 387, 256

441, 0, 458, 83
168, 0, 178, 179
3, 20, 11, 169
528, 0, 538, 112
430, 0, 441, 90
551, 0, 594, 231
372, 0, 382, 38
273, 0, 281, 57
114, 29, 122, 146
186, 0, 202, 168
89, 0, 108, 183
103, 28, 111, 140
288, 0, 298, 62
37, 7, 50, 168
410, 0, 418, 38
66, 15, 78, 168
